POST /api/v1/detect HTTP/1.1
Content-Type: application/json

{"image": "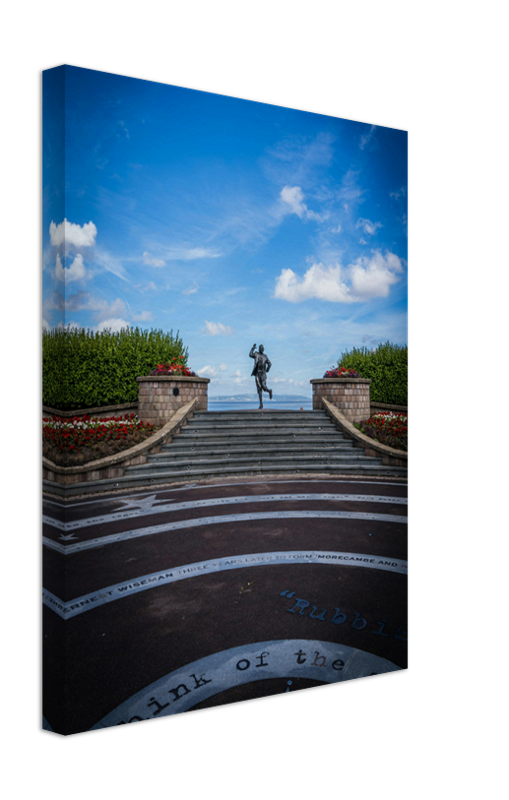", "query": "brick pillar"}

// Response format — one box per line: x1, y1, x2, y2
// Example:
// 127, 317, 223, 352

310, 378, 371, 423
137, 376, 210, 425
